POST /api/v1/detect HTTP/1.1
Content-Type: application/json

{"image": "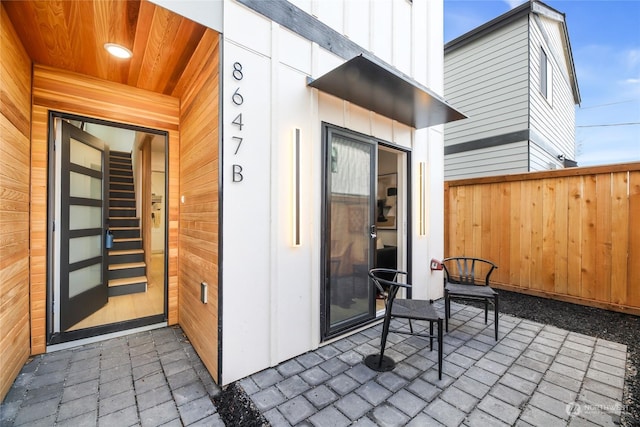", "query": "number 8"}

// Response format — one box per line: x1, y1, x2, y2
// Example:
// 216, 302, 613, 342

233, 62, 243, 80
